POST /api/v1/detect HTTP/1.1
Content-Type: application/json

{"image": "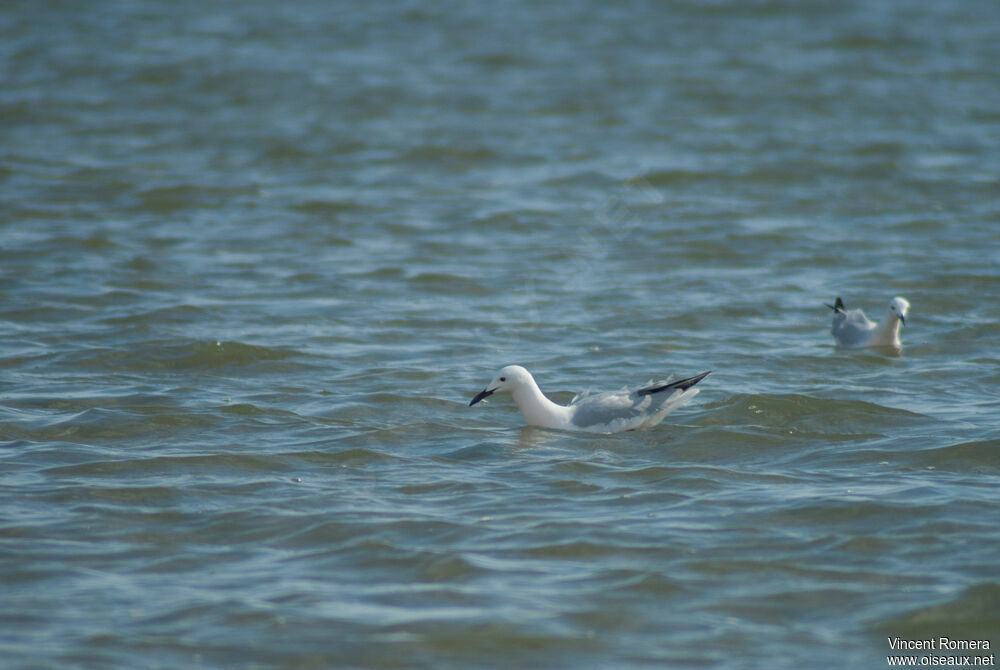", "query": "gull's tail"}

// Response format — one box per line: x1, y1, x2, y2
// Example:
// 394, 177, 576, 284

633, 371, 711, 430
825, 297, 845, 313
